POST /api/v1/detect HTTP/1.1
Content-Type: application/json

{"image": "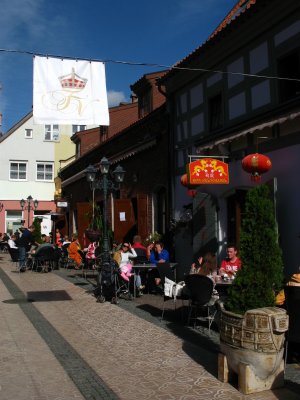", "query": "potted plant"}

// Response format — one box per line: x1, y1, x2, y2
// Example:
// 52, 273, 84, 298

85, 203, 103, 242
144, 231, 162, 246
218, 184, 288, 394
